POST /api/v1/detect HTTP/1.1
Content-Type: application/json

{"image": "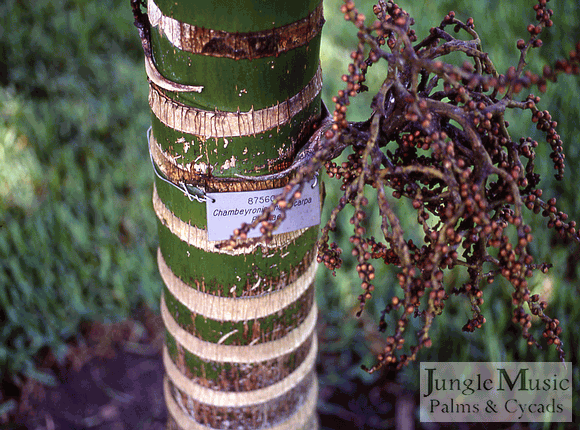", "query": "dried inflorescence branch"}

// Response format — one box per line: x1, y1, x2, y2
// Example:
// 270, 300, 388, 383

229, 0, 580, 372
